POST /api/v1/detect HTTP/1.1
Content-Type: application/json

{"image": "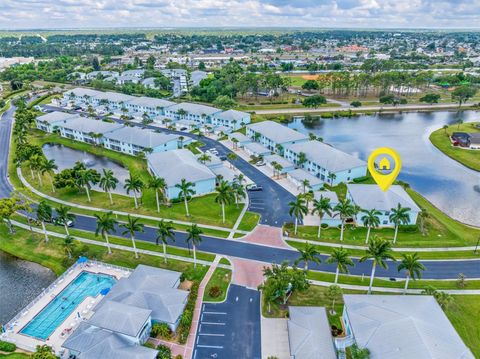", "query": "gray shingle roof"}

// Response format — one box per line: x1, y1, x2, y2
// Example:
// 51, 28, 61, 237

104, 126, 181, 148
247, 120, 308, 144
264, 154, 294, 169
213, 109, 250, 122
89, 301, 151, 337
229, 132, 251, 143
347, 184, 420, 212
165, 102, 221, 116
288, 169, 323, 187
147, 149, 216, 187
244, 142, 271, 155
288, 306, 337, 359
63, 322, 158, 359
97, 265, 189, 325
286, 140, 366, 173
127, 96, 175, 109
61, 117, 123, 134
343, 295, 474, 359
36, 111, 79, 125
